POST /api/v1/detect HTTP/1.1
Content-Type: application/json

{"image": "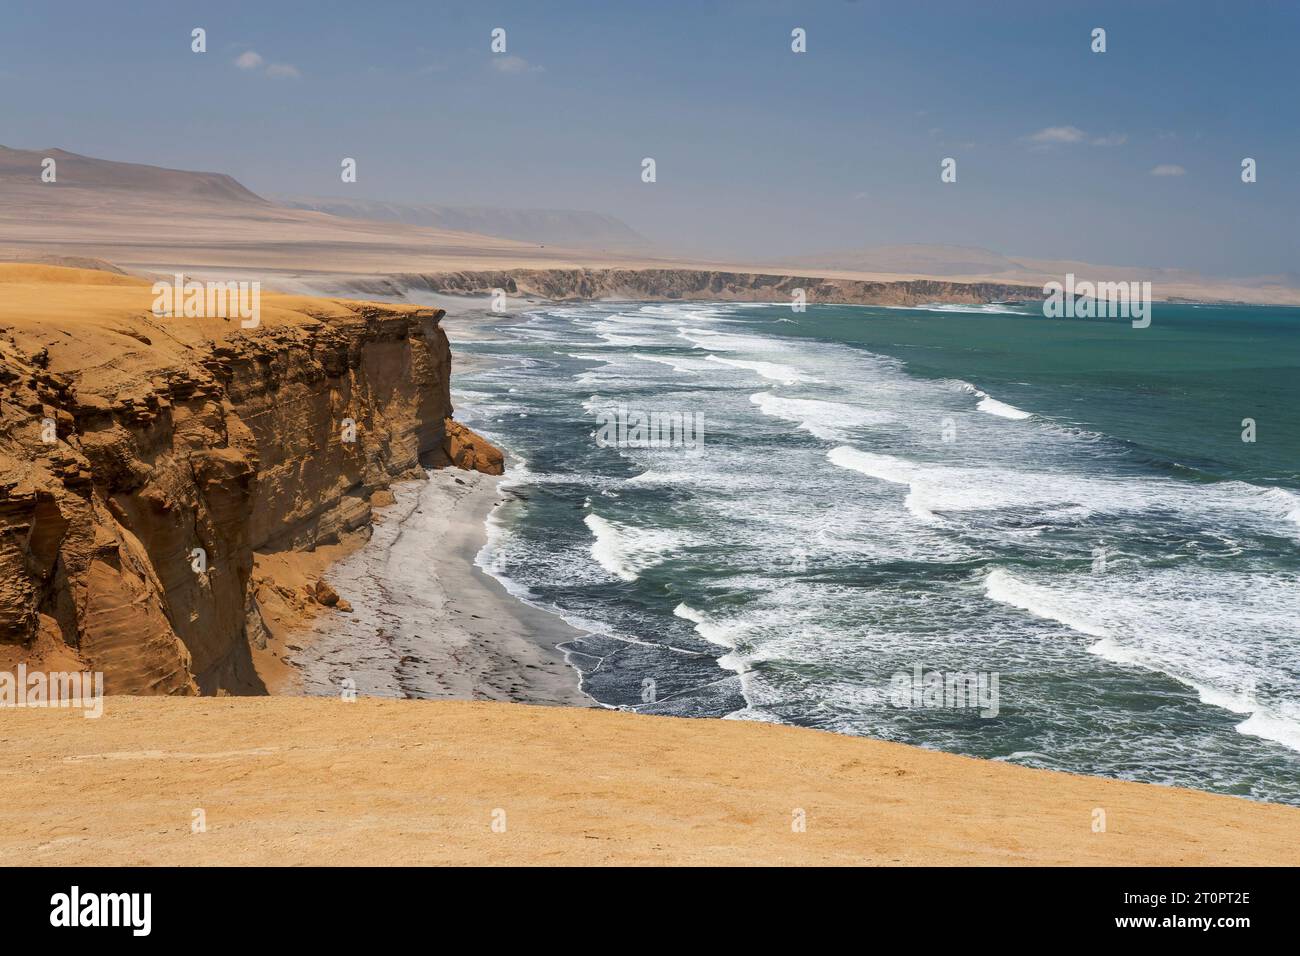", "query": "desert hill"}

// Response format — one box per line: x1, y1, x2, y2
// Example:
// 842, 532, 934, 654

1, 146, 1297, 304
0, 145, 265, 203
275, 194, 651, 251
